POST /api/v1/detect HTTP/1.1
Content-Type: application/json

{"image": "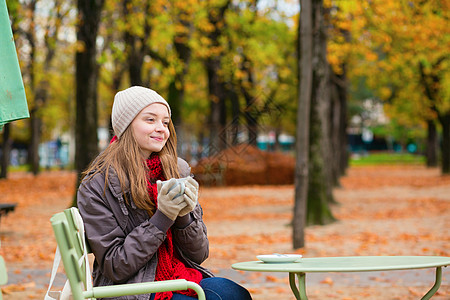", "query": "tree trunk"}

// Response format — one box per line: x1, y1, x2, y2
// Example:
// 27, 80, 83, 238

315, 30, 334, 205
23, 0, 64, 175
308, 77, 335, 224
330, 68, 349, 181
122, 0, 152, 87
168, 74, 188, 156
418, 57, 448, 173
29, 85, 50, 174
294, 0, 336, 248
169, 74, 186, 130
168, 79, 184, 152
171, 7, 192, 125
330, 78, 341, 185
127, 38, 144, 86
337, 73, 349, 176
293, 0, 313, 249
307, 104, 335, 224
23, 0, 39, 175
439, 114, 450, 174
317, 85, 336, 204
206, 60, 227, 154
73, 0, 104, 205
229, 87, 240, 146
1, 124, 11, 179
426, 119, 438, 167
204, 1, 230, 155
28, 110, 41, 174
243, 95, 258, 146
307, 0, 335, 222
170, 11, 193, 155
239, 54, 258, 146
